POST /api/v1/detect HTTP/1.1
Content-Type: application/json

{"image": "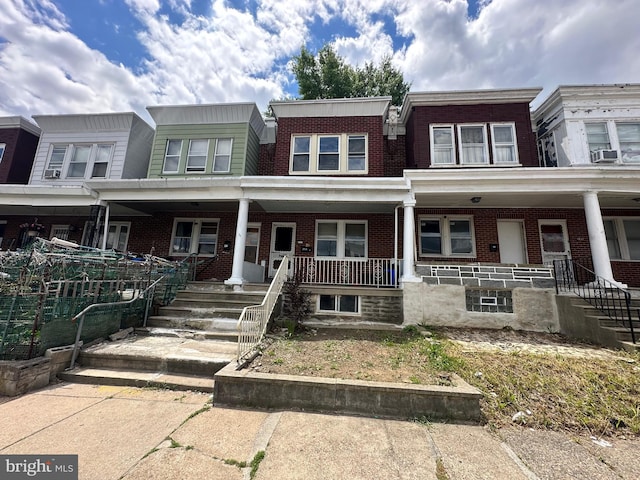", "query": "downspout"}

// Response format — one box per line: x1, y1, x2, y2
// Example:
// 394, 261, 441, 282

394, 204, 400, 285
